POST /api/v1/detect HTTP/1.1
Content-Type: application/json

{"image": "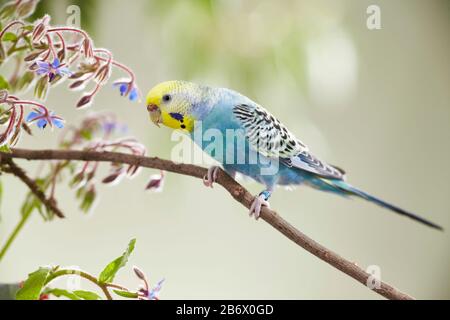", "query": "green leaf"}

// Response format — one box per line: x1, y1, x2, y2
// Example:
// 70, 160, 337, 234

0, 75, 10, 90
0, 3, 16, 20
20, 178, 51, 221
80, 187, 96, 213
73, 290, 101, 300
15, 71, 35, 92
79, 129, 93, 141
34, 76, 48, 100
0, 43, 5, 65
0, 144, 10, 153
0, 107, 11, 125
99, 239, 136, 284
21, 25, 34, 32
2, 32, 17, 42
16, 267, 51, 300
46, 288, 80, 300
113, 289, 139, 299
